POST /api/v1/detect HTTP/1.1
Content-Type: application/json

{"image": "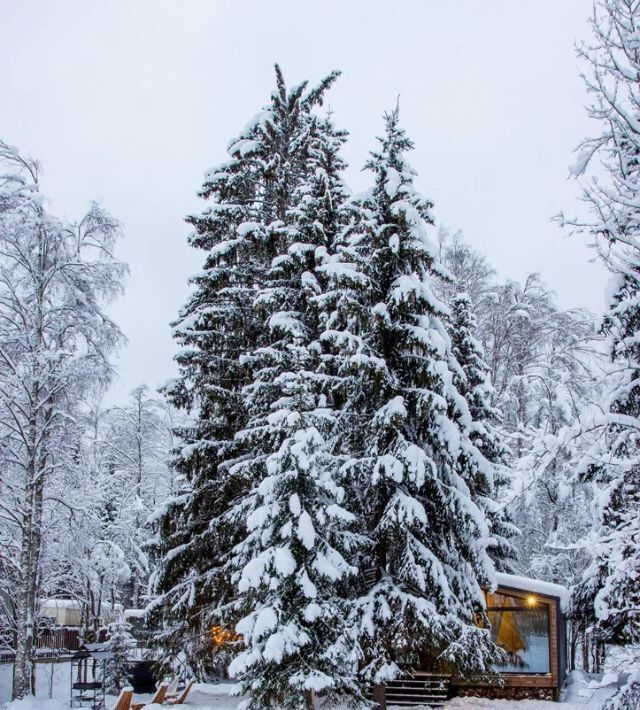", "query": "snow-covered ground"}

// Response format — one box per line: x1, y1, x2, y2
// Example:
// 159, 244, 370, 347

0, 662, 71, 706
0, 663, 625, 709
